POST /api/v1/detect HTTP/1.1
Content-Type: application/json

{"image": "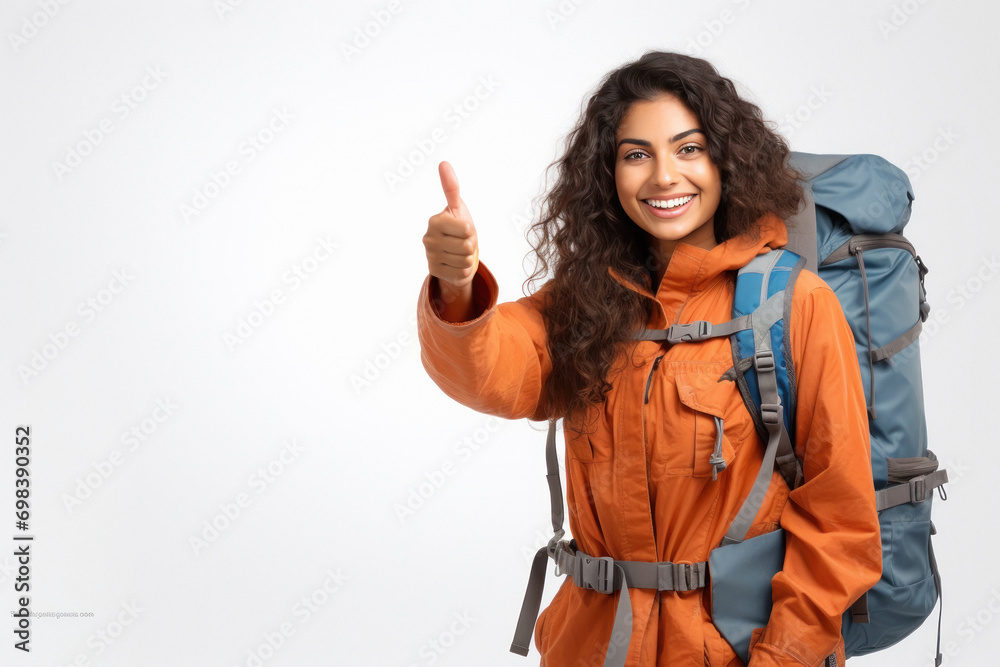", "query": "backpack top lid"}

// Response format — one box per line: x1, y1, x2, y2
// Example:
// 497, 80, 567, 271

794, 153, 915, 263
